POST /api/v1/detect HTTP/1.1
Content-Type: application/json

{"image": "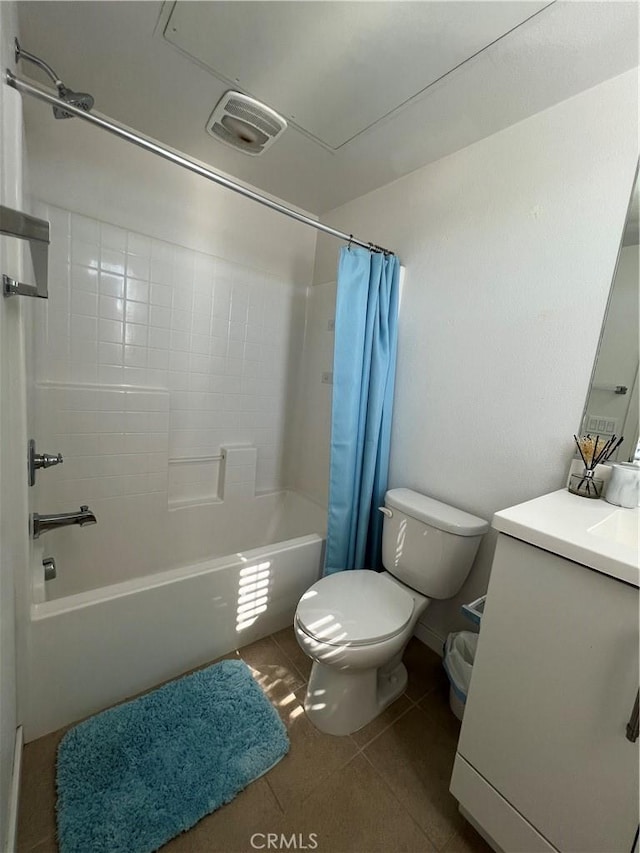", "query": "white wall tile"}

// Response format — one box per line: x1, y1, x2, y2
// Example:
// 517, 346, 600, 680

125, 301, 148, 325
125, 278, 149, 304
126, 232, 151, 257
70, 289, 98, 317
170, 309, 191, 332
99, 295, 125, 322
124, 346, 147, 368
71, 315, 97, 342
101, 222, 127, 252
35, 203, 307, 504
123, 366, 148, 385
126, 254, 150, 281
71, 213, 100, 245
100, 248, 126, 276
100, 272, 125, 299
150, 306, 171, 329
150, 259, 173, 285
71, 265, 99, 293
150, 284, 172, 307
71, 240, 99, 269
98, 318, 124, 343
98, 364, 124, 384
191, 312, 211, 336
230, 299, 248, 324
124, 323, 148, 347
